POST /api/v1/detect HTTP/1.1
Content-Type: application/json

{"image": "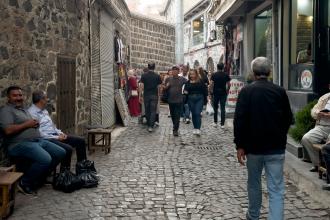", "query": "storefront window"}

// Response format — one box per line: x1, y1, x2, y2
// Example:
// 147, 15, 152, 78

254, 9, 272, 61
289, 0, 314, 91
193, 16, 204, 45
